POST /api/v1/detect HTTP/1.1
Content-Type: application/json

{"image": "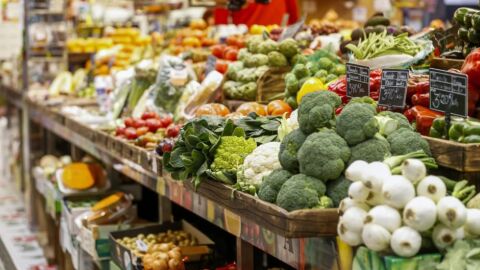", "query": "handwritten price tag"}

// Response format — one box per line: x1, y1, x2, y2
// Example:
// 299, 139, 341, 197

429, 68, 468, 117
378, 69, 408, 108
346, 63, 370, 97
